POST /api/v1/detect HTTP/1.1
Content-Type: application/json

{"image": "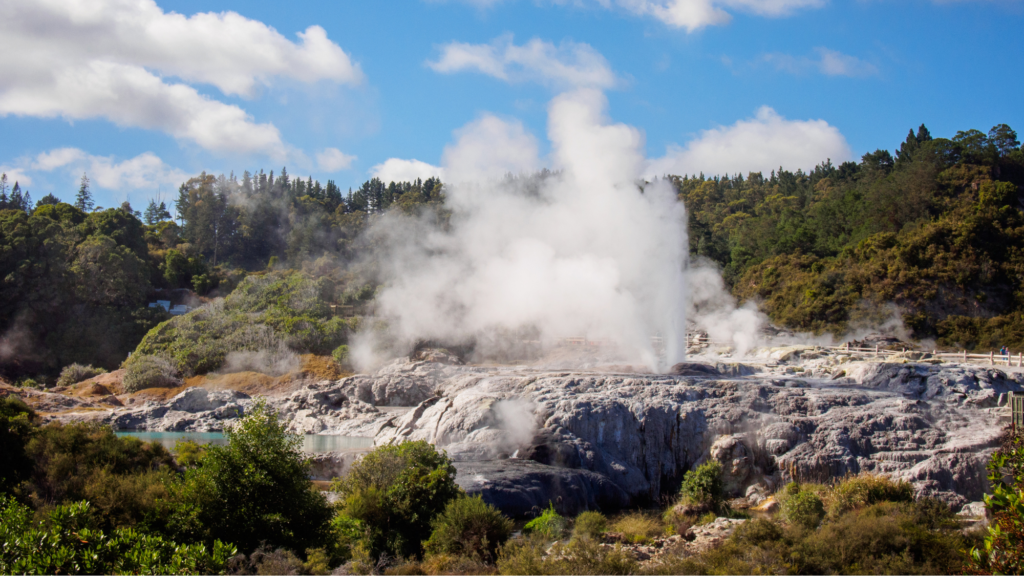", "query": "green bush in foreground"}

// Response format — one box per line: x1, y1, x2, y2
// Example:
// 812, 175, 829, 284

332, 440, 462, 560
21, 421, 177, 532
780, 483, 826, 529
56, 363, 108, 388
522, 503, 568, 540
0, 396, 36, 493
424, 495, 513, 562
0, 495, 235, 575
677, 460, 724, 510
168, 400, 334, 556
